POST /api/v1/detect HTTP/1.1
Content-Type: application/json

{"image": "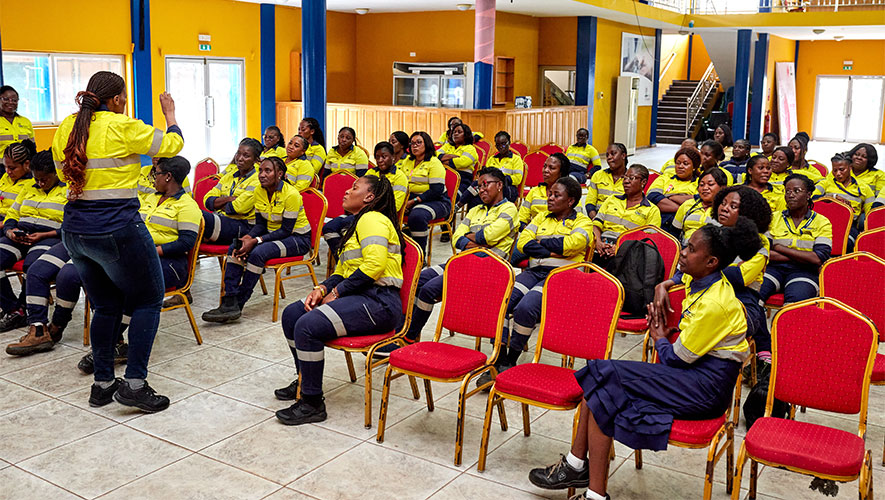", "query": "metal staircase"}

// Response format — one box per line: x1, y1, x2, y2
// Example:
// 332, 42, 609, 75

656, 64, 721, 144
